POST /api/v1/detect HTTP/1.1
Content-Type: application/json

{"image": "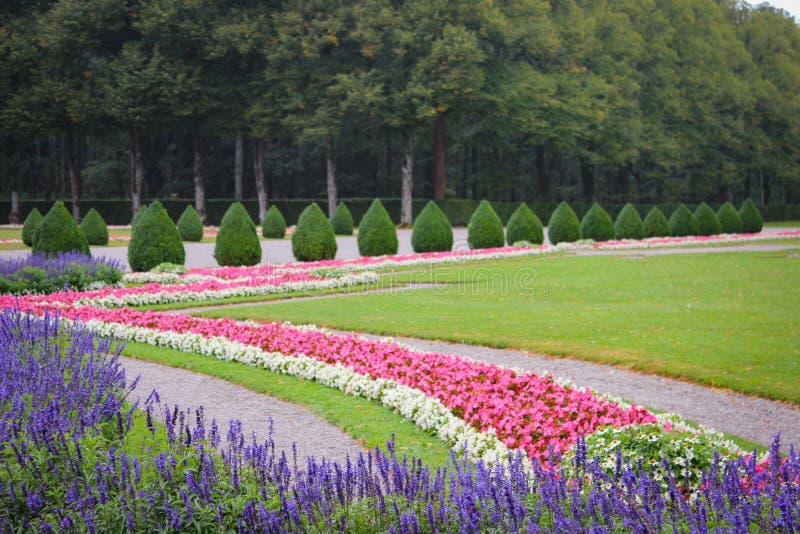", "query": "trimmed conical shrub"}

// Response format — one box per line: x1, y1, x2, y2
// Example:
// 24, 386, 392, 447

214, 202, 261, 267
21, 208, 43, 247
643, 207, 670, 237
32, 201, 90, 256
292, 203, 337, 262
262, 205, 287, 239
357, 199, 398, 257
580, 203, 615, 242
177, 205, 204, 242
739, 199, 763, 233
467, 200, 505, 249
668, 204, 699, 237
128, 201, 185, 272
547, 202, 581, 245
694, 202, 721, 236
412, 201, 453, 253
717, 202, 742, 234
331, 202, 355, 236
80, 208, 109, 246
131, 204, 149, 229
506, 203, 544, 245
614, 204, 645, 240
